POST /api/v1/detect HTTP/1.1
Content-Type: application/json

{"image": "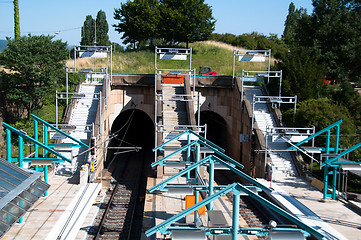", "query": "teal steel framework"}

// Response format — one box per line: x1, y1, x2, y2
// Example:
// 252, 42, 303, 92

286, 120, 361, 200
147, 131, 326, 239
2, 115, 89, 196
